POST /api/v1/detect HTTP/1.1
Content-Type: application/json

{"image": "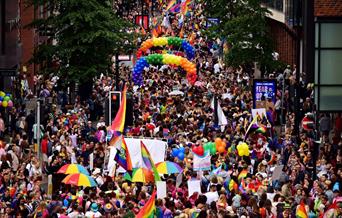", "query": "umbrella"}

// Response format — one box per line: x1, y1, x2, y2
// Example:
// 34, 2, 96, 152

57, 164, 90, 175
169, 90, 184, 96
131, 168, 154, 183
62, 173, 97, 187
156, 161, 183, 174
